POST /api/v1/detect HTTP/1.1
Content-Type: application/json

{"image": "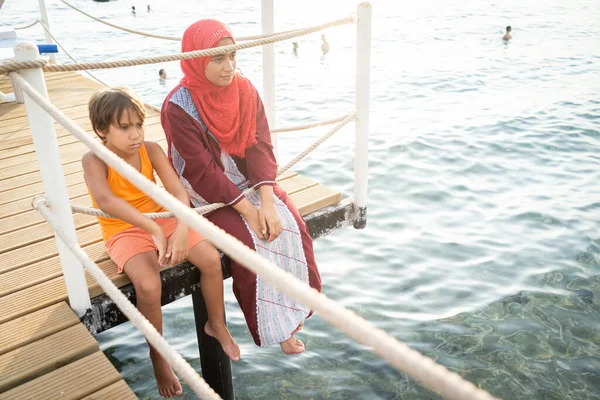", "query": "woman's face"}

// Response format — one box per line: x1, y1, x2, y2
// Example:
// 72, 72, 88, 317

205, 37, 237, 87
